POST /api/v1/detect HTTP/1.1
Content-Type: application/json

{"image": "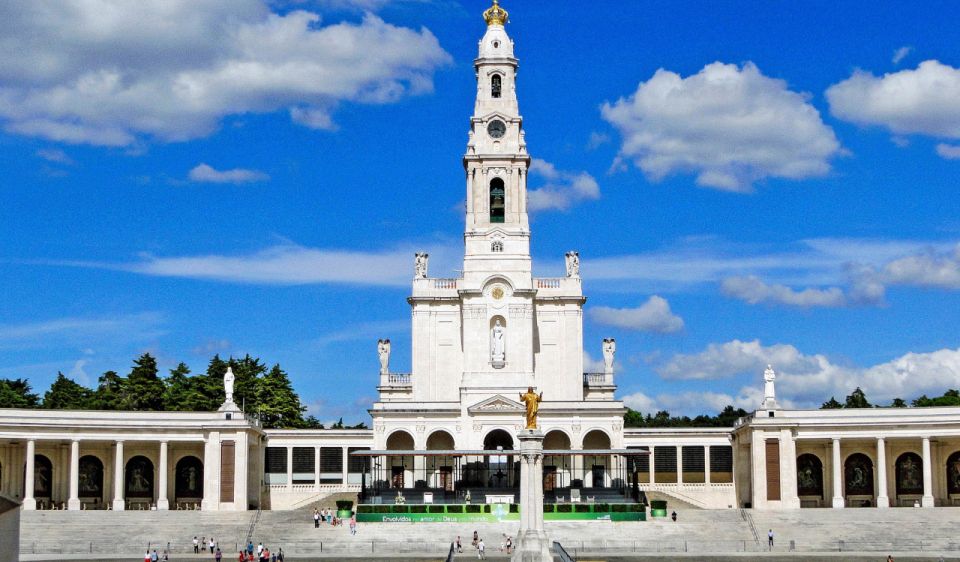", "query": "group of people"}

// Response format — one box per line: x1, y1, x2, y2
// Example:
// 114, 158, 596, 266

312, 507, 357, 535
454, 531, 513, 559
192, 536, 220, 556
240, 541, 284, 562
